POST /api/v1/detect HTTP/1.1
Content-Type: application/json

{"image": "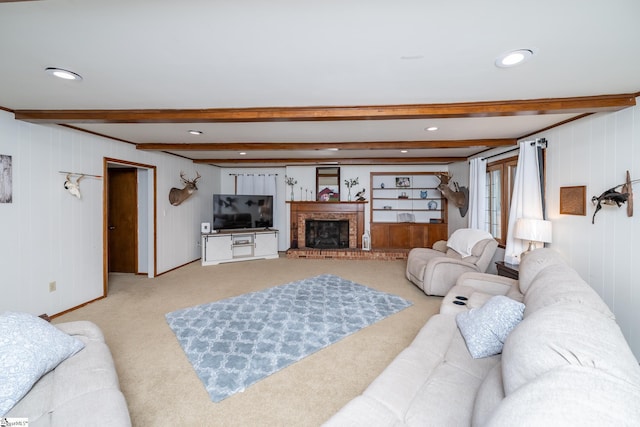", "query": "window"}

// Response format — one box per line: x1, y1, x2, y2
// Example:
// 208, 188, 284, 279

485, 157, 517, 246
